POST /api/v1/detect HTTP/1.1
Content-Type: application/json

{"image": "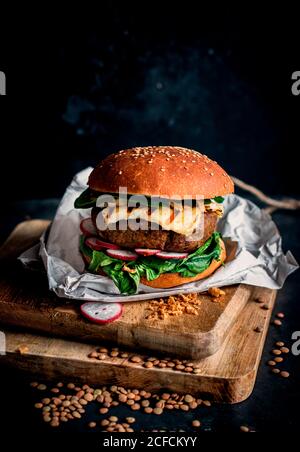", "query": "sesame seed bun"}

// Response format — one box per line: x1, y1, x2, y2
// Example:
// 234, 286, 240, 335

88, 146, 234, 199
